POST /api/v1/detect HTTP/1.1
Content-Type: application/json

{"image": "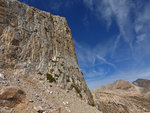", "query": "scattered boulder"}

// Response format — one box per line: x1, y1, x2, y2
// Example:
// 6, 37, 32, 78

0, 86, 26, 107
